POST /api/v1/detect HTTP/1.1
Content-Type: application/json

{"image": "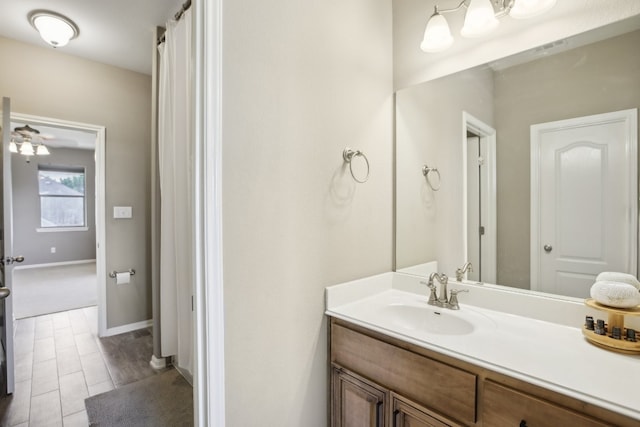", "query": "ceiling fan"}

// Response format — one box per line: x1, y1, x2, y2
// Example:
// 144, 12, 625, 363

10, 124, 52, 158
